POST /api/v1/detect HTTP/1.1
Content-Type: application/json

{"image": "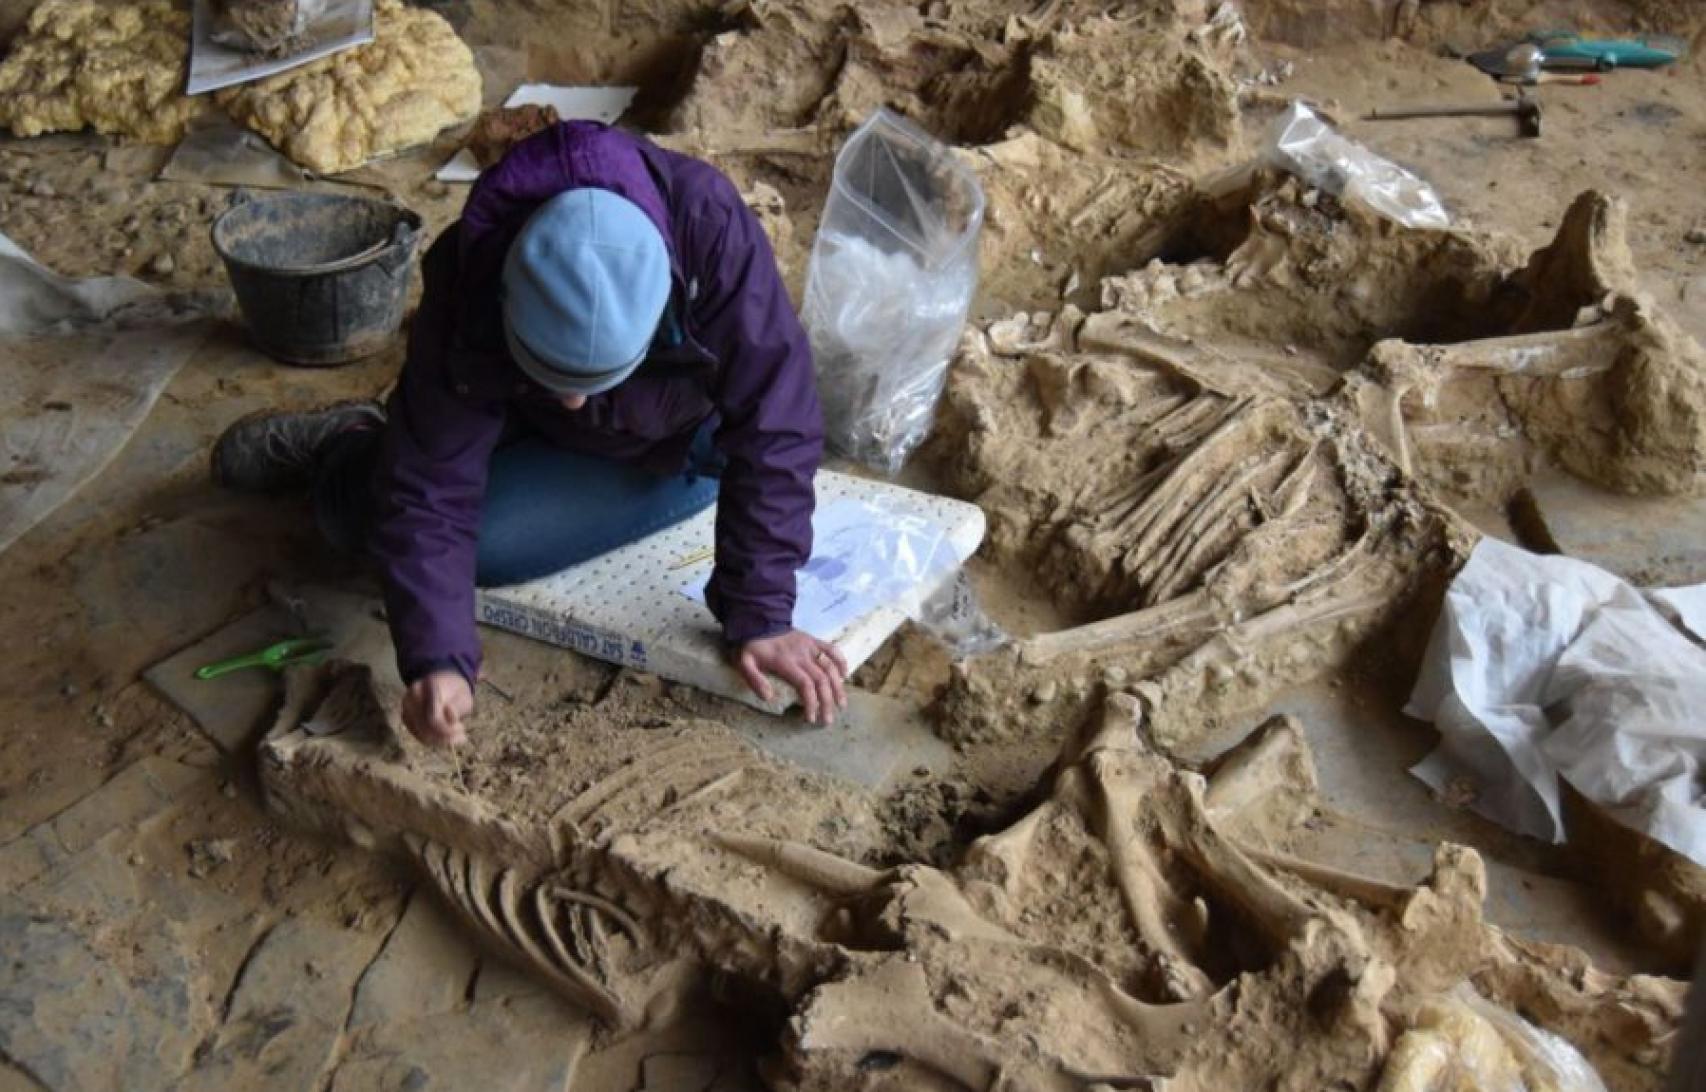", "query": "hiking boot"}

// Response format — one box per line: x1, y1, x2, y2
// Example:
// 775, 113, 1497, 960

211, 400, 384, 493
